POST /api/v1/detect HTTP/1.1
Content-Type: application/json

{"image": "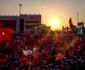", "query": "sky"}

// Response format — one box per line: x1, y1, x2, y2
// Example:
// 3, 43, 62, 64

0, 0, 85, 29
